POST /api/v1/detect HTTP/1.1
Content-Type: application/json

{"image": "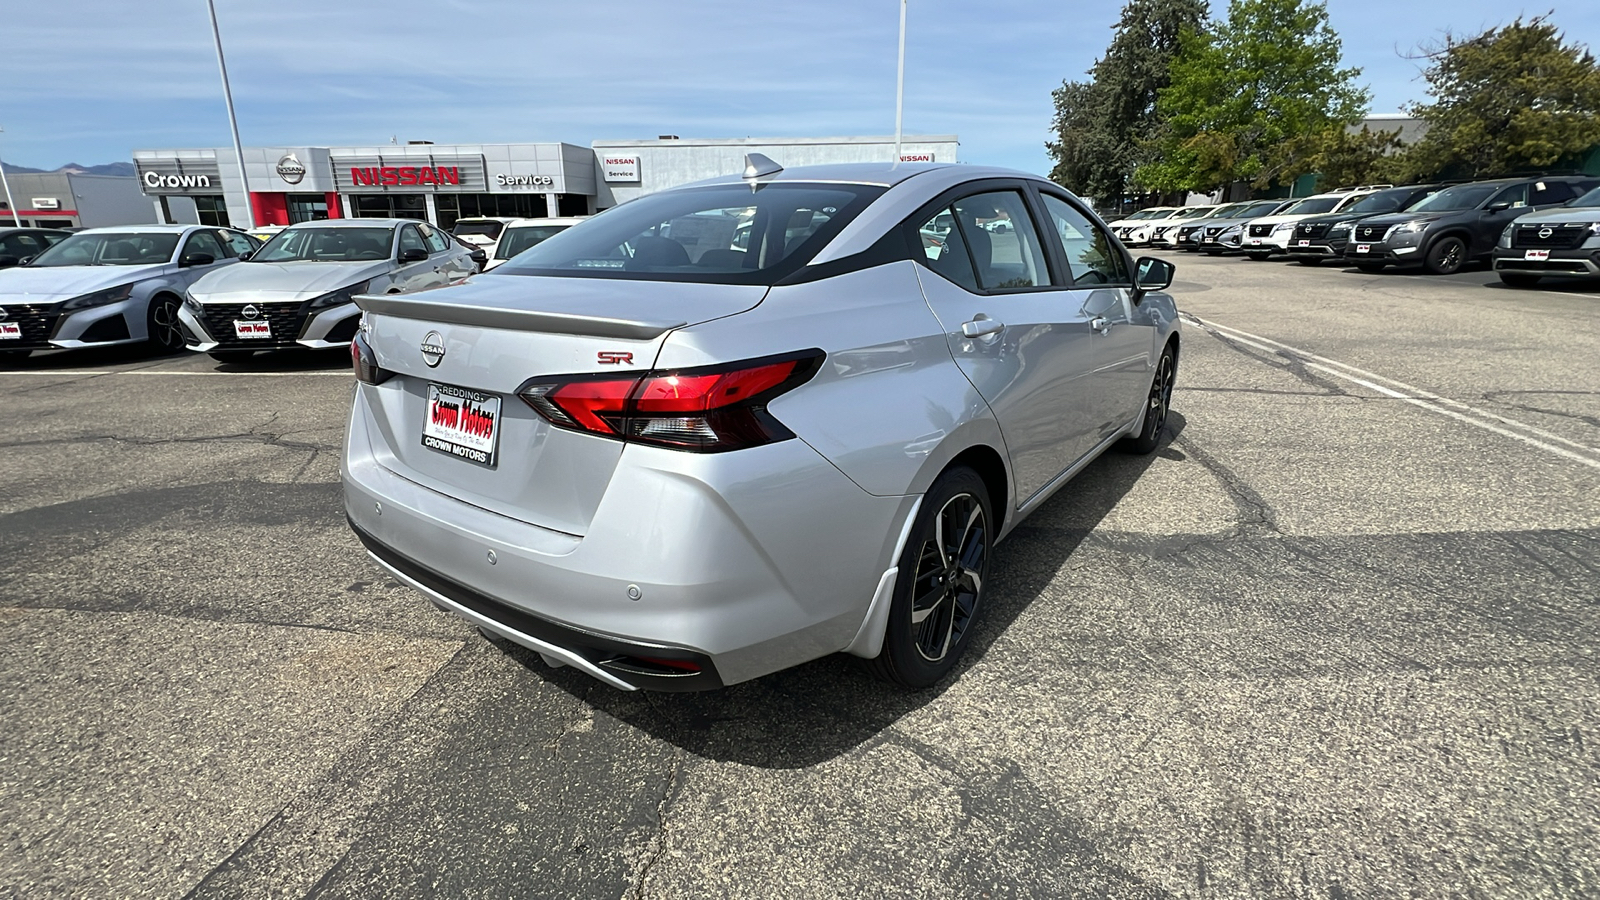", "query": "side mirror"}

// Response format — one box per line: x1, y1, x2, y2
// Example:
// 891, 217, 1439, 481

1486, 201, 1512, 212
399, 248, 429, 263
237, 250, 254, 261
469, 249, 488, 266
1135, 256, 1175, 292
180, 252, 215, 267
0, 255, 18, 269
